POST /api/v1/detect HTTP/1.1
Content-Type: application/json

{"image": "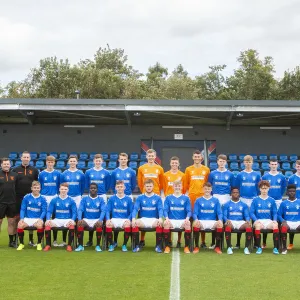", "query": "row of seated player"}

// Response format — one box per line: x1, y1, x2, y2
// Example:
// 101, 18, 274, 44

209, 154, 298, 163
9, 160, 146, 170
209, 161, 297, 172
8, 151, 147, 162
